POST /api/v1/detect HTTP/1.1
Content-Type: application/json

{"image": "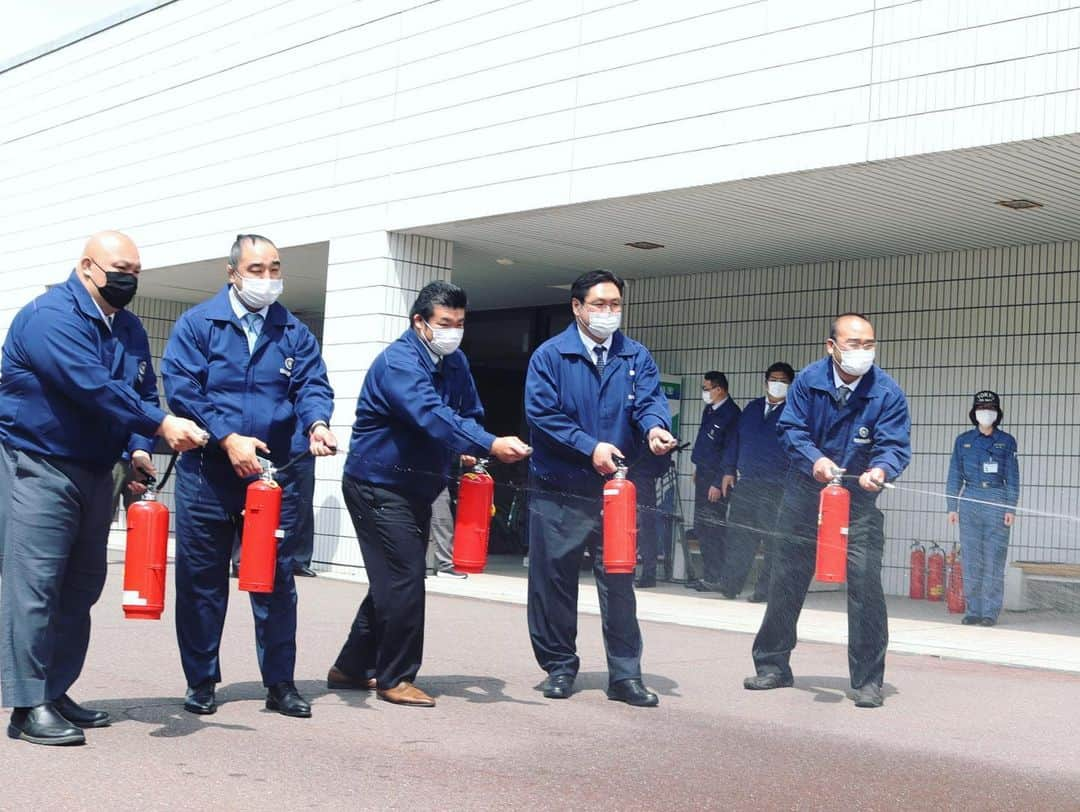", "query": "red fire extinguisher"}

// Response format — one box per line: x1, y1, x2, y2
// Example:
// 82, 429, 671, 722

603, 460, 637, 574
238, 462, 283, 594
123, 481, 171, 620
815, 469, 849, 583
909, 540, 927, 600
946, 542, 966, 614
452, 459, 496, 574
926, 542, 946, 601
